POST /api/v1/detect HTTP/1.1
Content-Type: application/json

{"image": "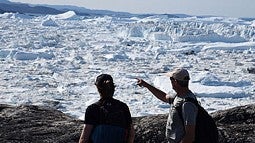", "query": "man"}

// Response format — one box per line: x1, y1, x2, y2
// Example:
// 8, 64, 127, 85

79, 74, 135, 143
137, 68, 197, 143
